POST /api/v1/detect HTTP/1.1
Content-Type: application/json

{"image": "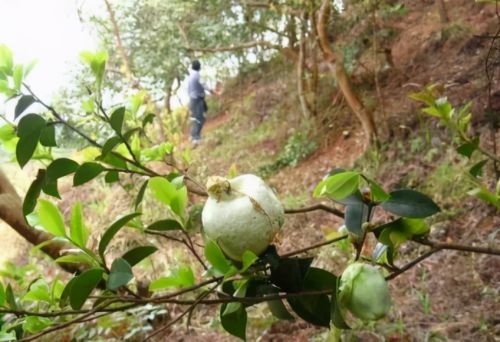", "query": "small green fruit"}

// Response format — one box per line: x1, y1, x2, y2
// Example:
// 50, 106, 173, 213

339, 262, 391, 320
